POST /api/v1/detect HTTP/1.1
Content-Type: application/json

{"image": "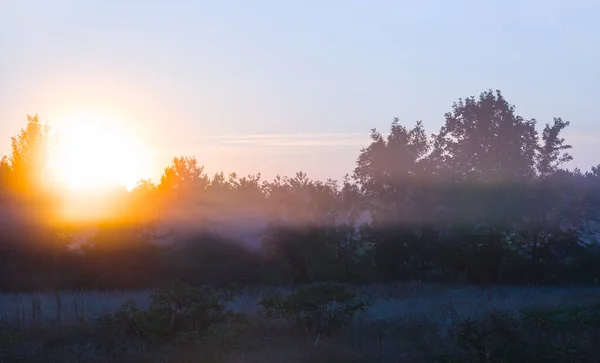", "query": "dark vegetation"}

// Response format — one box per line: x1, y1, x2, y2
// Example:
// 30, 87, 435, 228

2, 90, 599, 291
2, 90, 600, 362
3, 282, 600, 362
